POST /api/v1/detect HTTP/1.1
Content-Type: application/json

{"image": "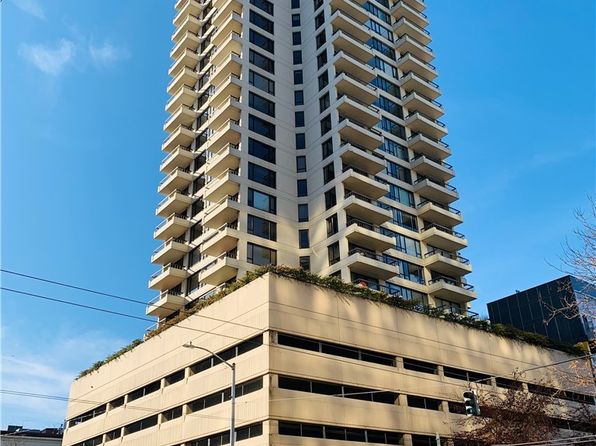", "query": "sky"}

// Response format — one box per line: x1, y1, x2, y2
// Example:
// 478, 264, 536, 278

1, 0, 594, 429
